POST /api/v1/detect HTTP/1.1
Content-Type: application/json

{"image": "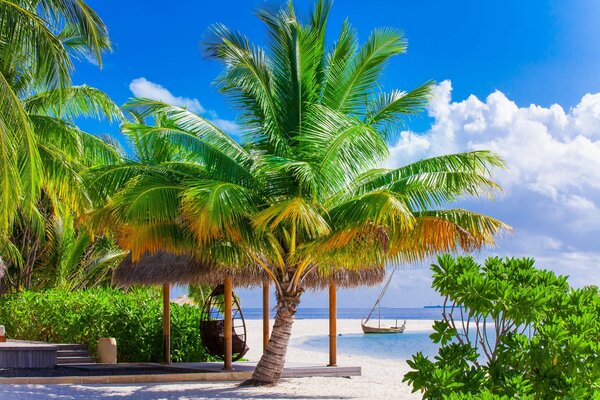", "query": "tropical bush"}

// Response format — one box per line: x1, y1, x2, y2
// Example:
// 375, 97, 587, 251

0, 288, 213, 363
404, 255, 600, 399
